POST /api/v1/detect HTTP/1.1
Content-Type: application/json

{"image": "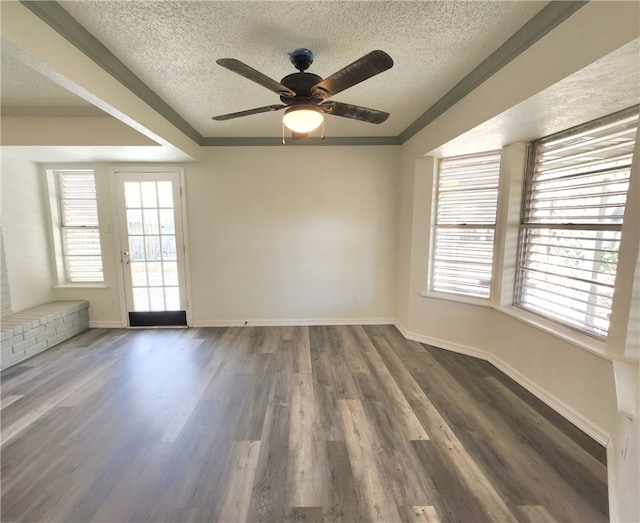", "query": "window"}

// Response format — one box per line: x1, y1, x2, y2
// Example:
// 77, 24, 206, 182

430, 151, 501, 298
55, 170, 104, 283
515, 107, 639, 338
